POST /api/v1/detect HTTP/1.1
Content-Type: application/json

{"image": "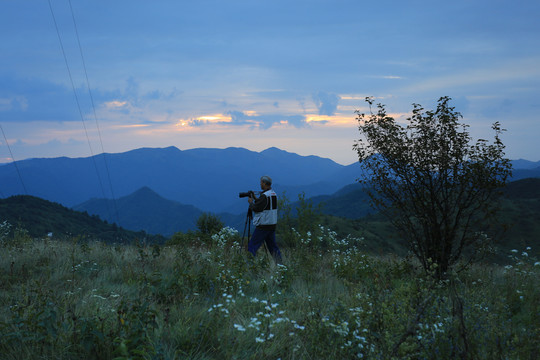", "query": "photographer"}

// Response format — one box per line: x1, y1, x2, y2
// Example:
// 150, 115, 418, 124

247, 175, 282, 263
